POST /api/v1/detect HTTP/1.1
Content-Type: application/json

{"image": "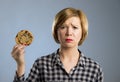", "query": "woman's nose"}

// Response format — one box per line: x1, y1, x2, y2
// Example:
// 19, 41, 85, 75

65, 27, 72, 36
